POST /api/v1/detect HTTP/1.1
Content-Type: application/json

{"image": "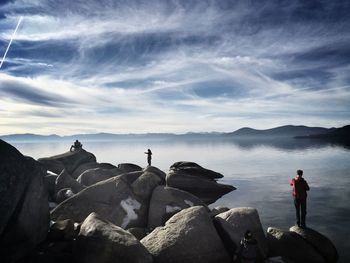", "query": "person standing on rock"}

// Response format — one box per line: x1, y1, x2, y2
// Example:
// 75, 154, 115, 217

290, 169, 310, 228
234, 230, 266, 263
144, 148, 152, 166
